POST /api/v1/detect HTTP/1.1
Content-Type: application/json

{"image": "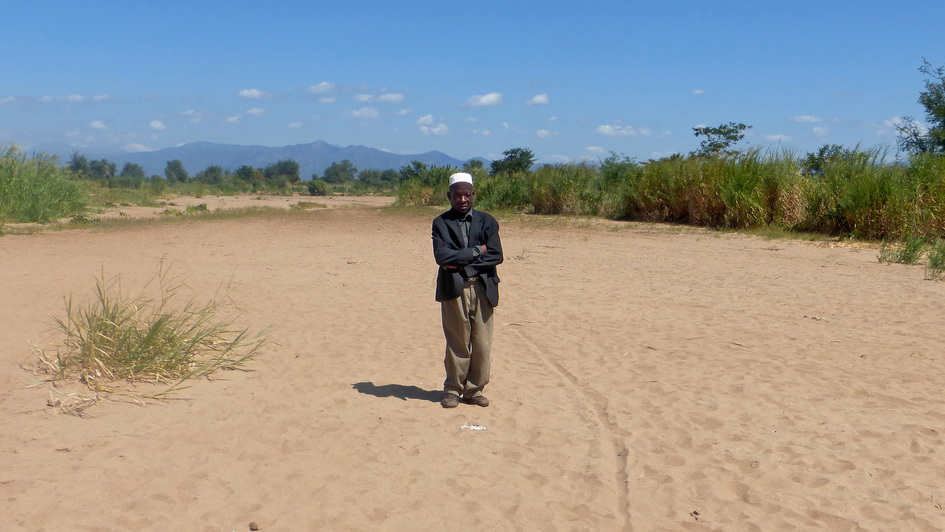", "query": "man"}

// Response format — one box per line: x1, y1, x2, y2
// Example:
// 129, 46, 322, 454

432, 172, 503, 408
